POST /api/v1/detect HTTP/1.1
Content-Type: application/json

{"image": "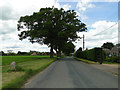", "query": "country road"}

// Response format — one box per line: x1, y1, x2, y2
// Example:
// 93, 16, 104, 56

24, 57, 118, 88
